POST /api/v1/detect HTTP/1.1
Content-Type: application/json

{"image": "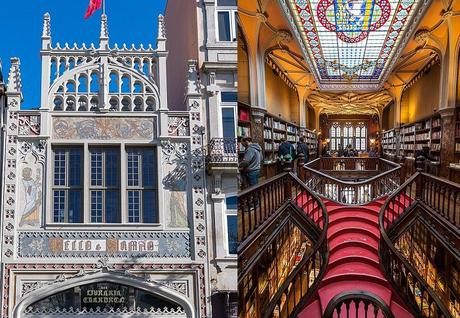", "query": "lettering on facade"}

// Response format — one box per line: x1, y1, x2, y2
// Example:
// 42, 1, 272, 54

55, 239, 159, 252
82, 289, 126, 305
19, 232, 190, 258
